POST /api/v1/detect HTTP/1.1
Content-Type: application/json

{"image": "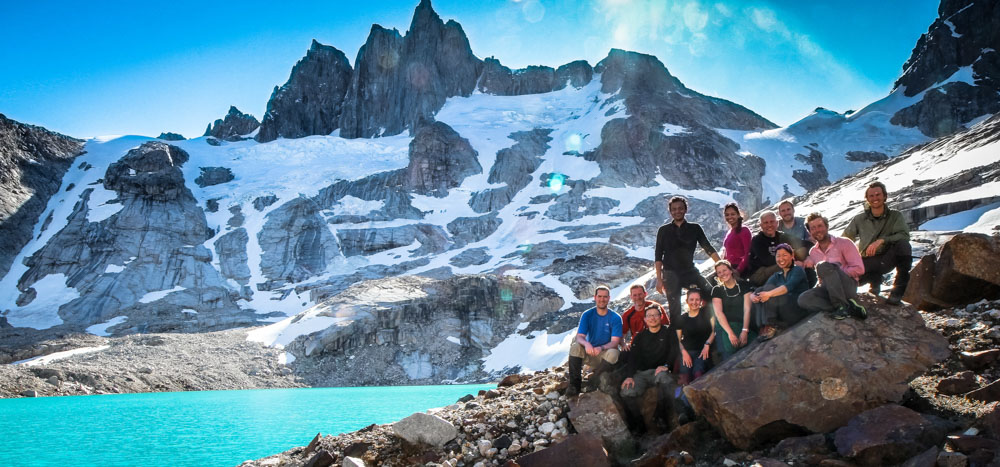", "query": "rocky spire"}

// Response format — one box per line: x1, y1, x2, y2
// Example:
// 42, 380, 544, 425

889, 0, 1000, 137
255, 40, 353, 143
338, 0, 483, 138
204, 106, 260, 141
